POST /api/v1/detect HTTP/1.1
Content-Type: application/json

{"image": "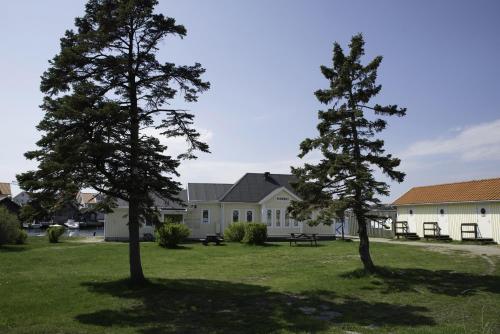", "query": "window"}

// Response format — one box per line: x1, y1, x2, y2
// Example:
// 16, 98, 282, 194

276, 197, 289, 201
275, 209, 281, 227
409, 209, 413, 215
246, 210, 253, 222
232, 210, 239, 223
284, 212, 290, 227
293, 219, 299, 227
480, 208, 486, 216
439, 209, 445, 215
266, 209, 272, 227
202, 209, 210, 224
